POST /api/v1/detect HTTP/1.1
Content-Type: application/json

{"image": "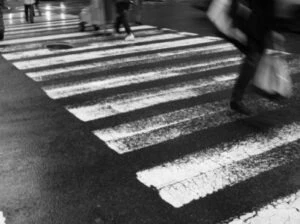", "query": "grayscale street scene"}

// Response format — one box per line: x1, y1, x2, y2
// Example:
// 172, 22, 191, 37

0, 0, 300, 223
